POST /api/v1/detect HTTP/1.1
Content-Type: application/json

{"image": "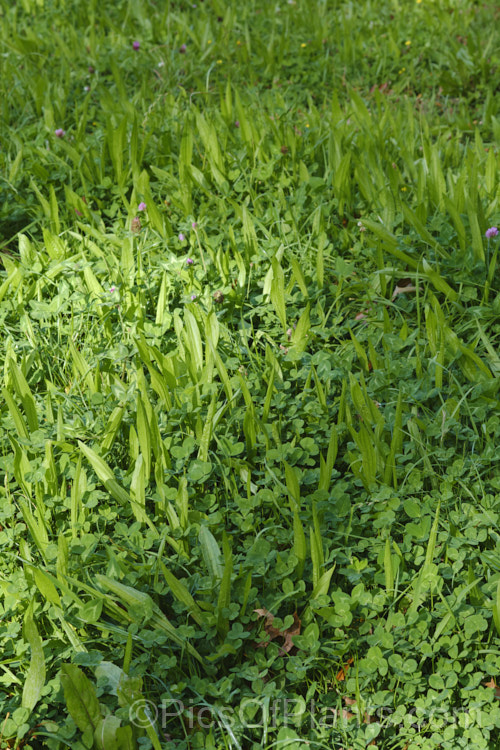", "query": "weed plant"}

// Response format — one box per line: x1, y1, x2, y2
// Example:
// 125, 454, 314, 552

1, 0, 500, 748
